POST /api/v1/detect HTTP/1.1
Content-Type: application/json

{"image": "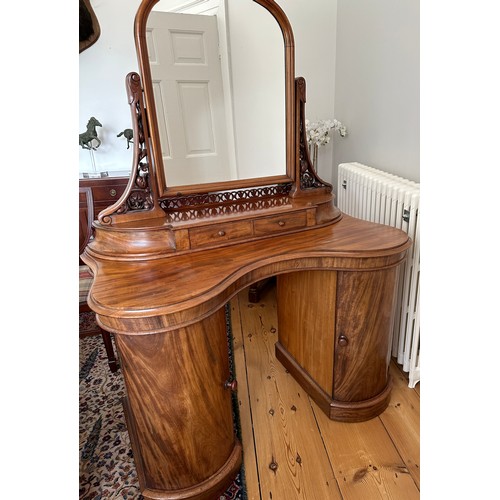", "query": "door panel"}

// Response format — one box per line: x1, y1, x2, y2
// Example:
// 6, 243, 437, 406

147, 11, 233, 186
334, 269, 399, 402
